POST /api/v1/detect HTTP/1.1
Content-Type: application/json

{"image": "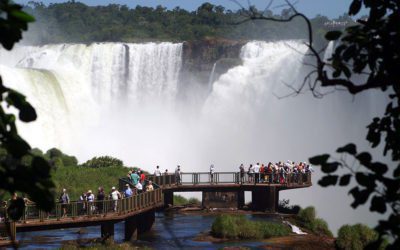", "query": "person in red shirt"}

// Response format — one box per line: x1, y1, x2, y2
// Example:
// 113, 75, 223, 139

140, 171, 146, 184
260, 164, 265, 183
